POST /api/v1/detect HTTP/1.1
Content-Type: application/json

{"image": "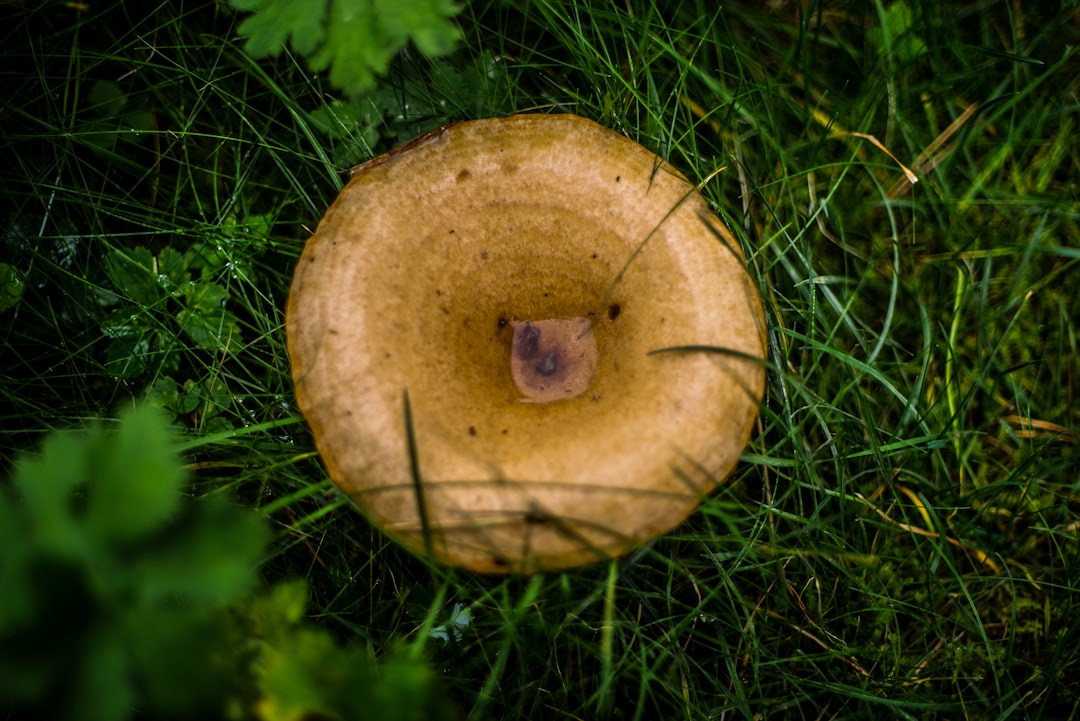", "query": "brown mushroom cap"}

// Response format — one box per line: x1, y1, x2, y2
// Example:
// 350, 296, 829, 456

286, 114, 766, 573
